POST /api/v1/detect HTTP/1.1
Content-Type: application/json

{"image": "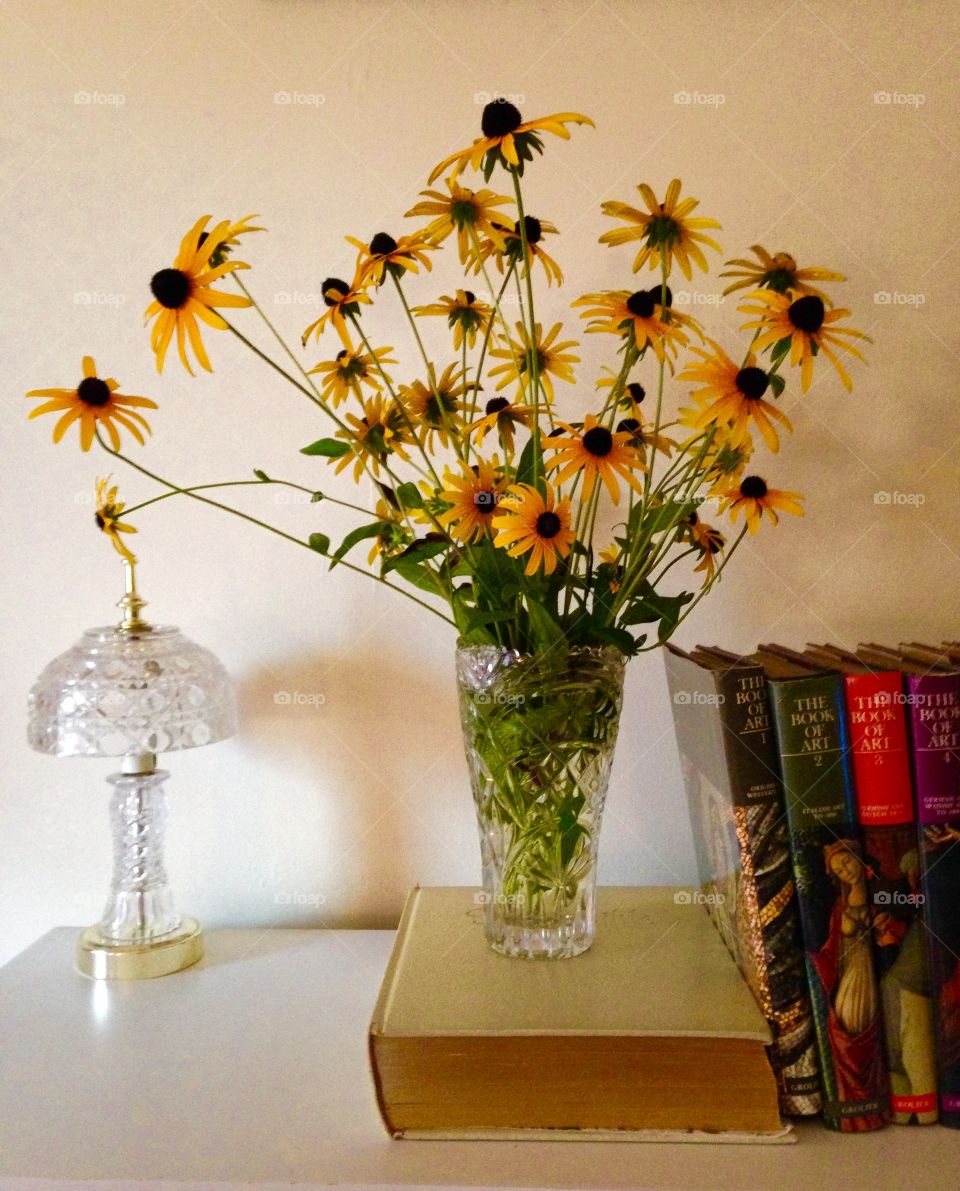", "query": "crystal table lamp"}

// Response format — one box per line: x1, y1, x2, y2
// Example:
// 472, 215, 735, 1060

27, 561, 237, 979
